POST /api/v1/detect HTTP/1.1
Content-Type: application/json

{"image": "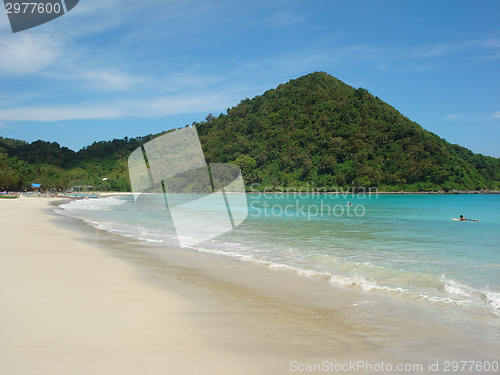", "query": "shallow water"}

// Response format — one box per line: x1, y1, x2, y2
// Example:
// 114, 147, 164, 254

53, 192, 500, 368
56, 193, 500, 319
